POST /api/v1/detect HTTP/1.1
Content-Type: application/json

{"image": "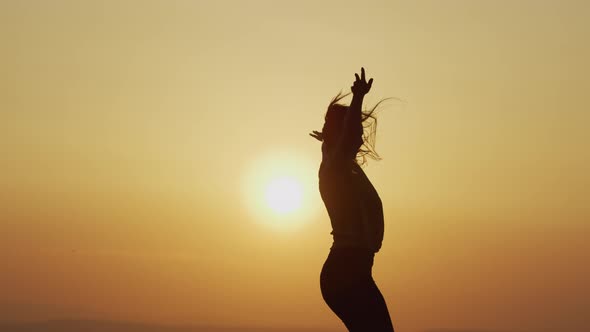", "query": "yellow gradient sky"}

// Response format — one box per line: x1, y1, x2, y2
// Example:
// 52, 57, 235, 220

2, 1, 589, 332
